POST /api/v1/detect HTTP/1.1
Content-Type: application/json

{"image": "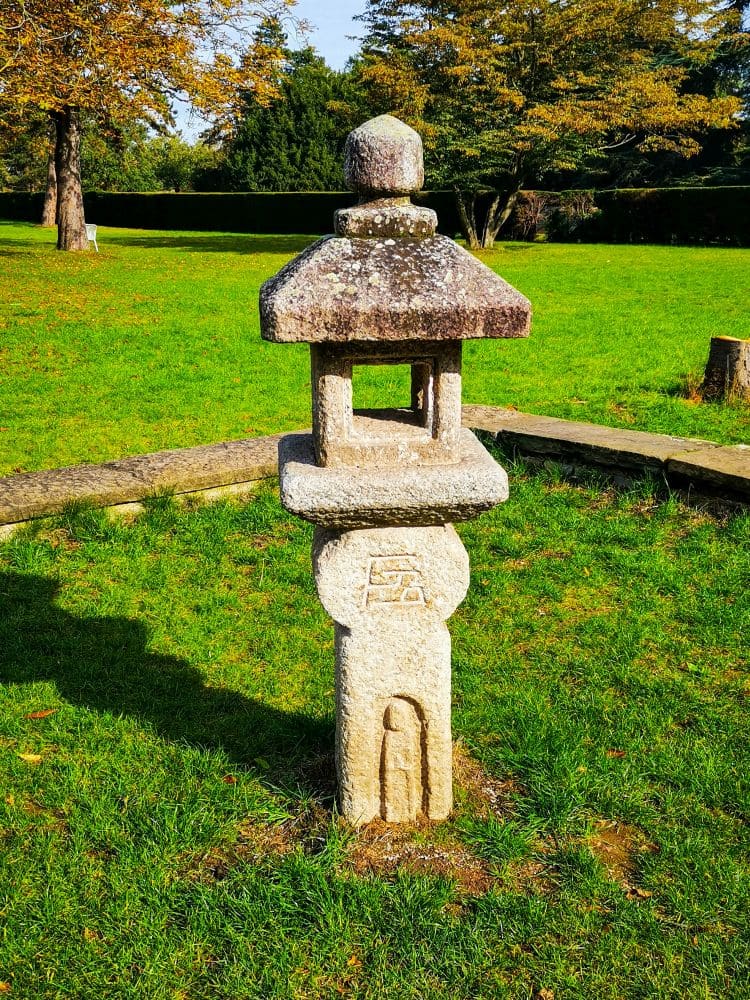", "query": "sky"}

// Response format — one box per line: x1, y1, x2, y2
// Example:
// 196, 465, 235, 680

176, 0, 364, 138
291, 0, 364, 70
